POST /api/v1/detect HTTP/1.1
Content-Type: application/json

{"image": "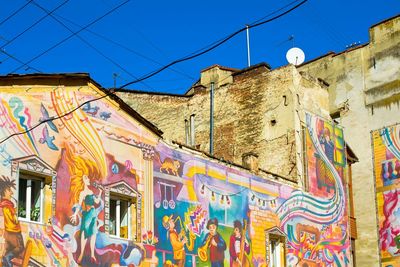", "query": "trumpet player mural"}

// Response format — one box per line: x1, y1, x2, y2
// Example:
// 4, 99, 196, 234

153, 112, 351, 267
